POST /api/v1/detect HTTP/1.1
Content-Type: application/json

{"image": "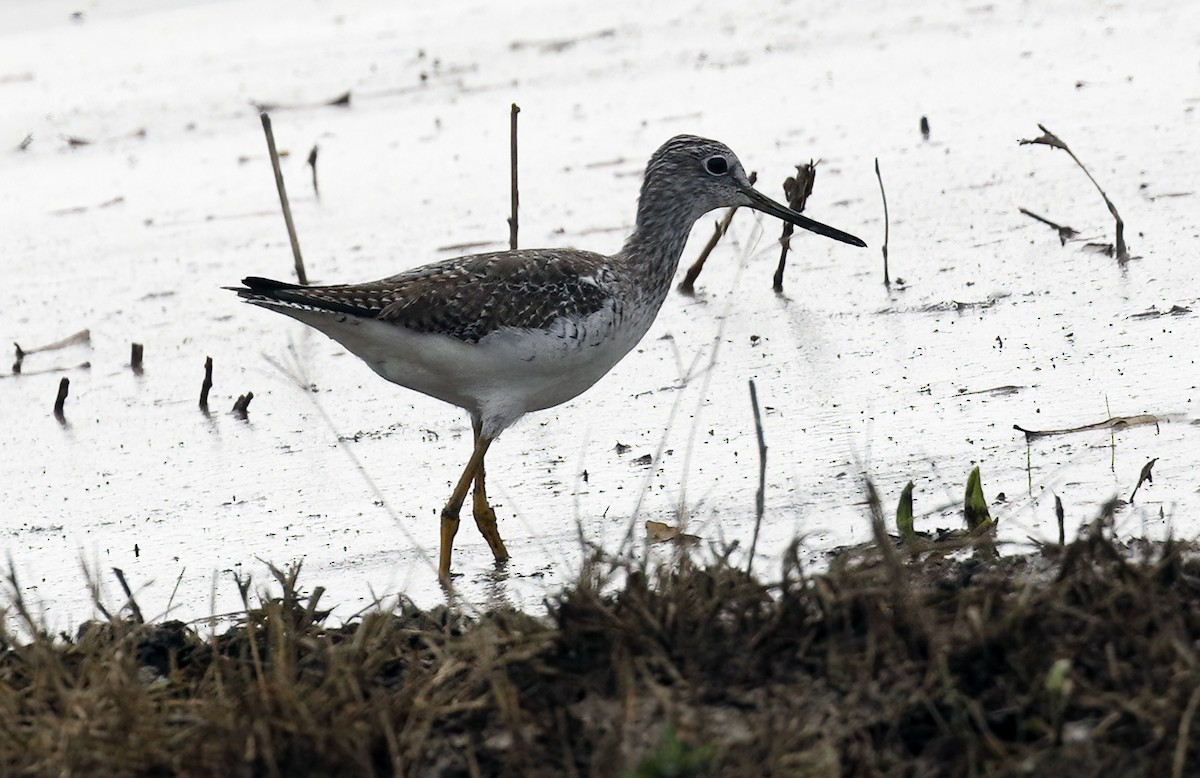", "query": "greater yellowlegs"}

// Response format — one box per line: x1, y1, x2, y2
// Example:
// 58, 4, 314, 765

231, 135, 865, 582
